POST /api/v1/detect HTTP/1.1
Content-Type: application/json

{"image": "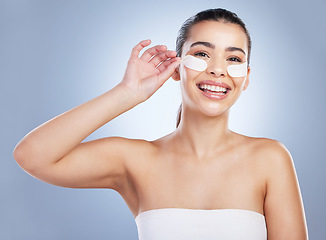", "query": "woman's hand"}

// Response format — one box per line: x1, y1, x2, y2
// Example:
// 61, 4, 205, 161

120, 39, 181, 102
